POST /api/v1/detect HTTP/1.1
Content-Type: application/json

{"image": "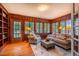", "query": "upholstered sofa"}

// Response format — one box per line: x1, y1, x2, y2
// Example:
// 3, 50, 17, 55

47, 33, 71, 50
